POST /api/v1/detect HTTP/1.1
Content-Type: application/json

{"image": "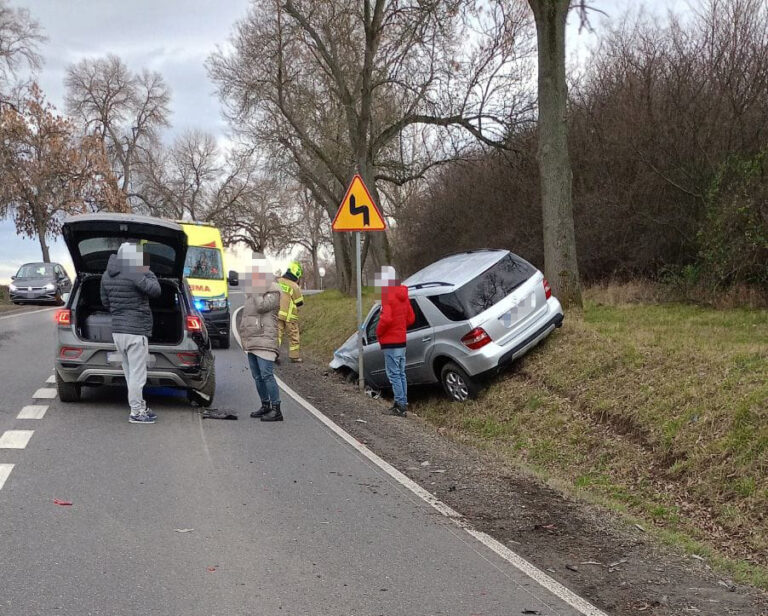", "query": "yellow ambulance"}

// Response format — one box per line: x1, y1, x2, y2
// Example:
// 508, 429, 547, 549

179, 222, 234, 348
